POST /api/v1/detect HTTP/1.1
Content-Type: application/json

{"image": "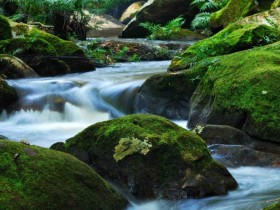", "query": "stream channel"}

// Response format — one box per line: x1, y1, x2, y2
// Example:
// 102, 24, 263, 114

0, 60, 279, 210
